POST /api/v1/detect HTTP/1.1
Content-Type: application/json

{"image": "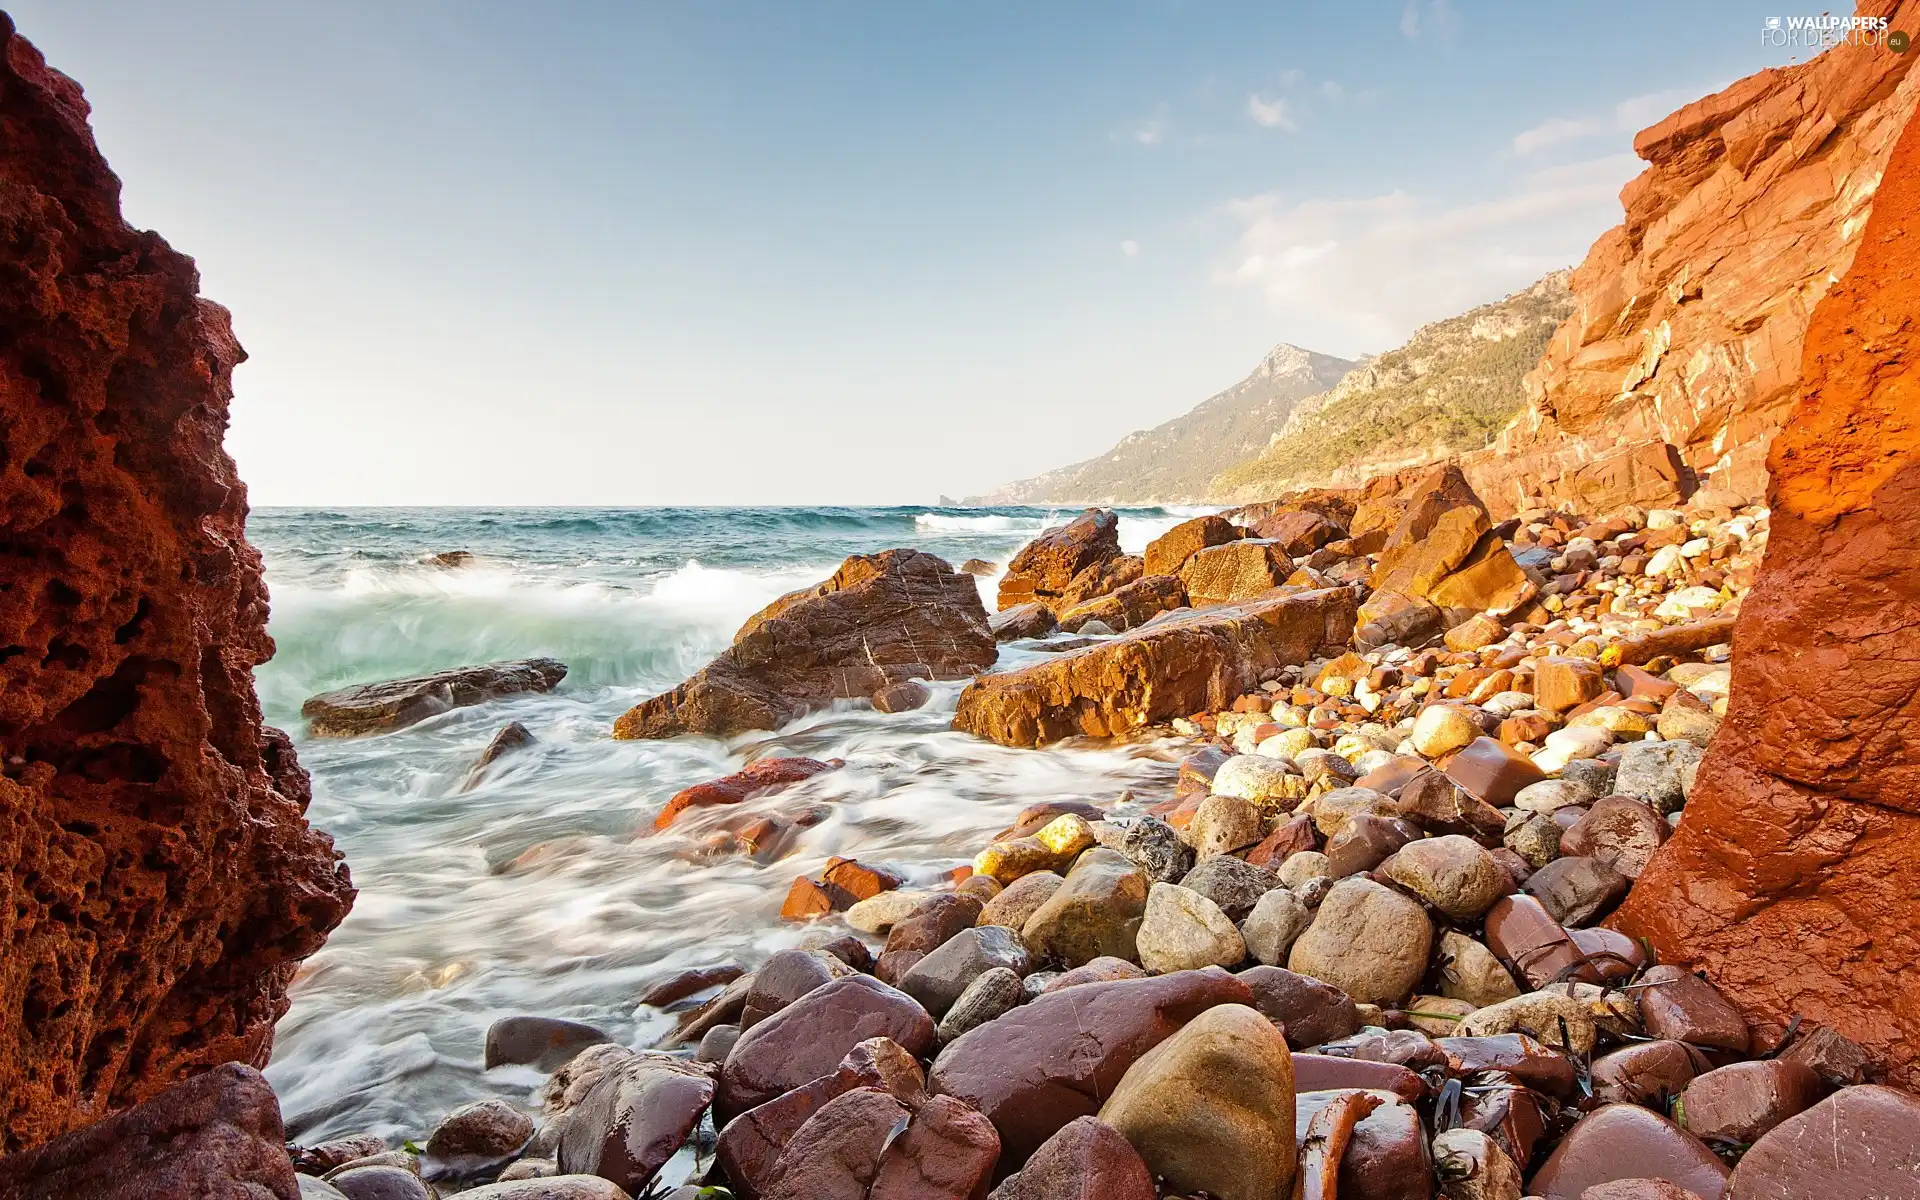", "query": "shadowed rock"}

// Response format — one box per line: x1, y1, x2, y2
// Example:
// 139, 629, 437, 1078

304, 659, 567, 737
